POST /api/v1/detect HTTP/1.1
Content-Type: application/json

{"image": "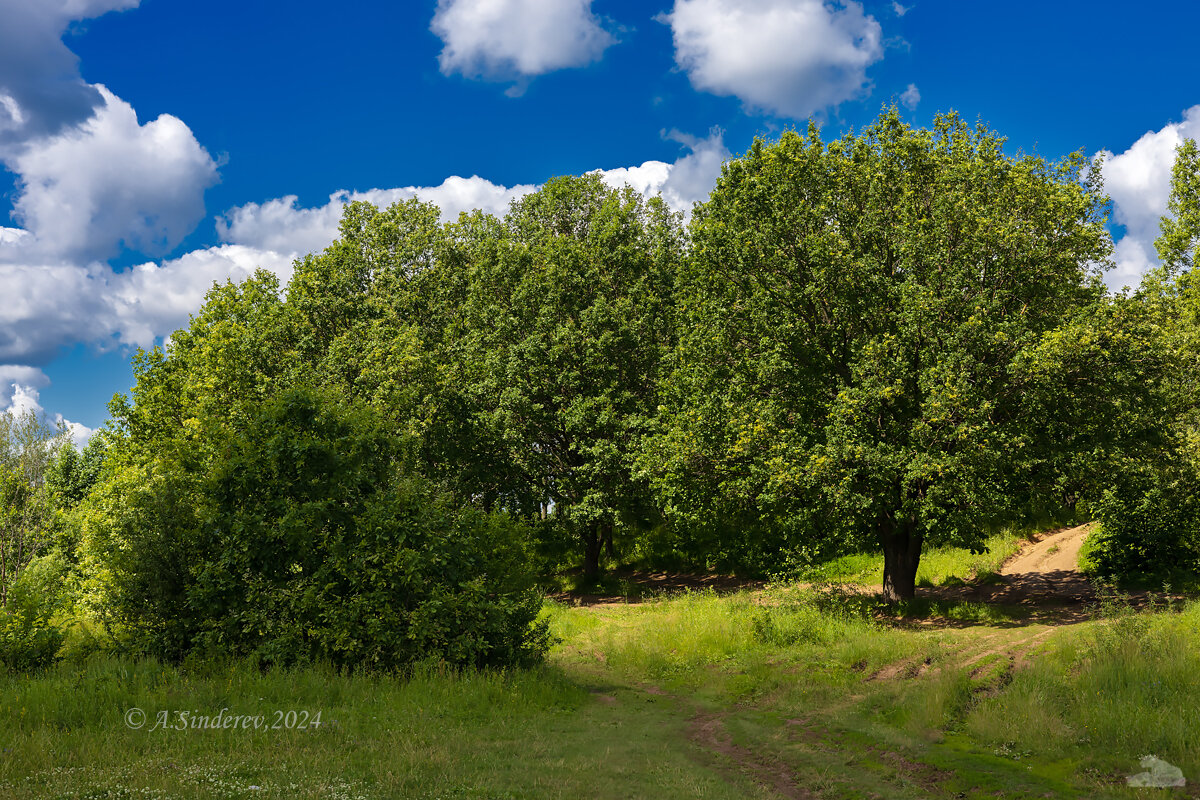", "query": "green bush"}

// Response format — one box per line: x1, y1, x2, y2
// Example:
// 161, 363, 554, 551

0, 553, 68, 671
85, 387, 549, 670
1087, 471, 1200, 585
